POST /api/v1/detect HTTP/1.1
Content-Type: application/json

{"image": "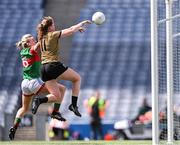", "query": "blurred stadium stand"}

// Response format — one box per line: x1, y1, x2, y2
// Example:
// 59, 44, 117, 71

60, 0, 151, 124
0, 0, 152, 140
0, 0, 44, 140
